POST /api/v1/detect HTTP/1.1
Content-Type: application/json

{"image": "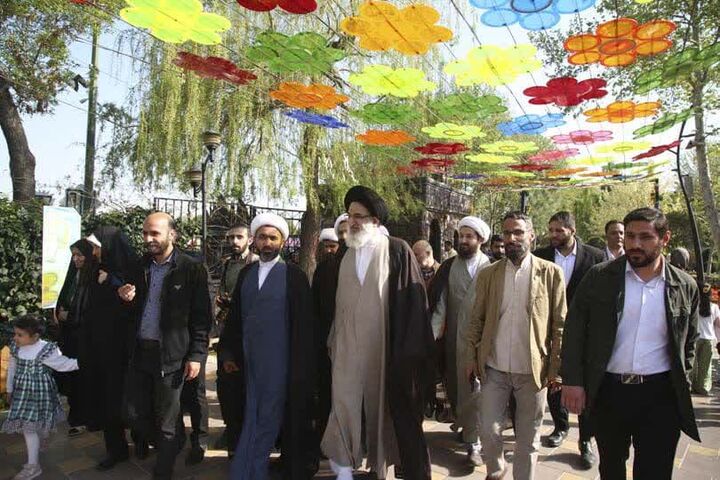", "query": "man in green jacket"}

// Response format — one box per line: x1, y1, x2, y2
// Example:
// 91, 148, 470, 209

561, 207, 699, 480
